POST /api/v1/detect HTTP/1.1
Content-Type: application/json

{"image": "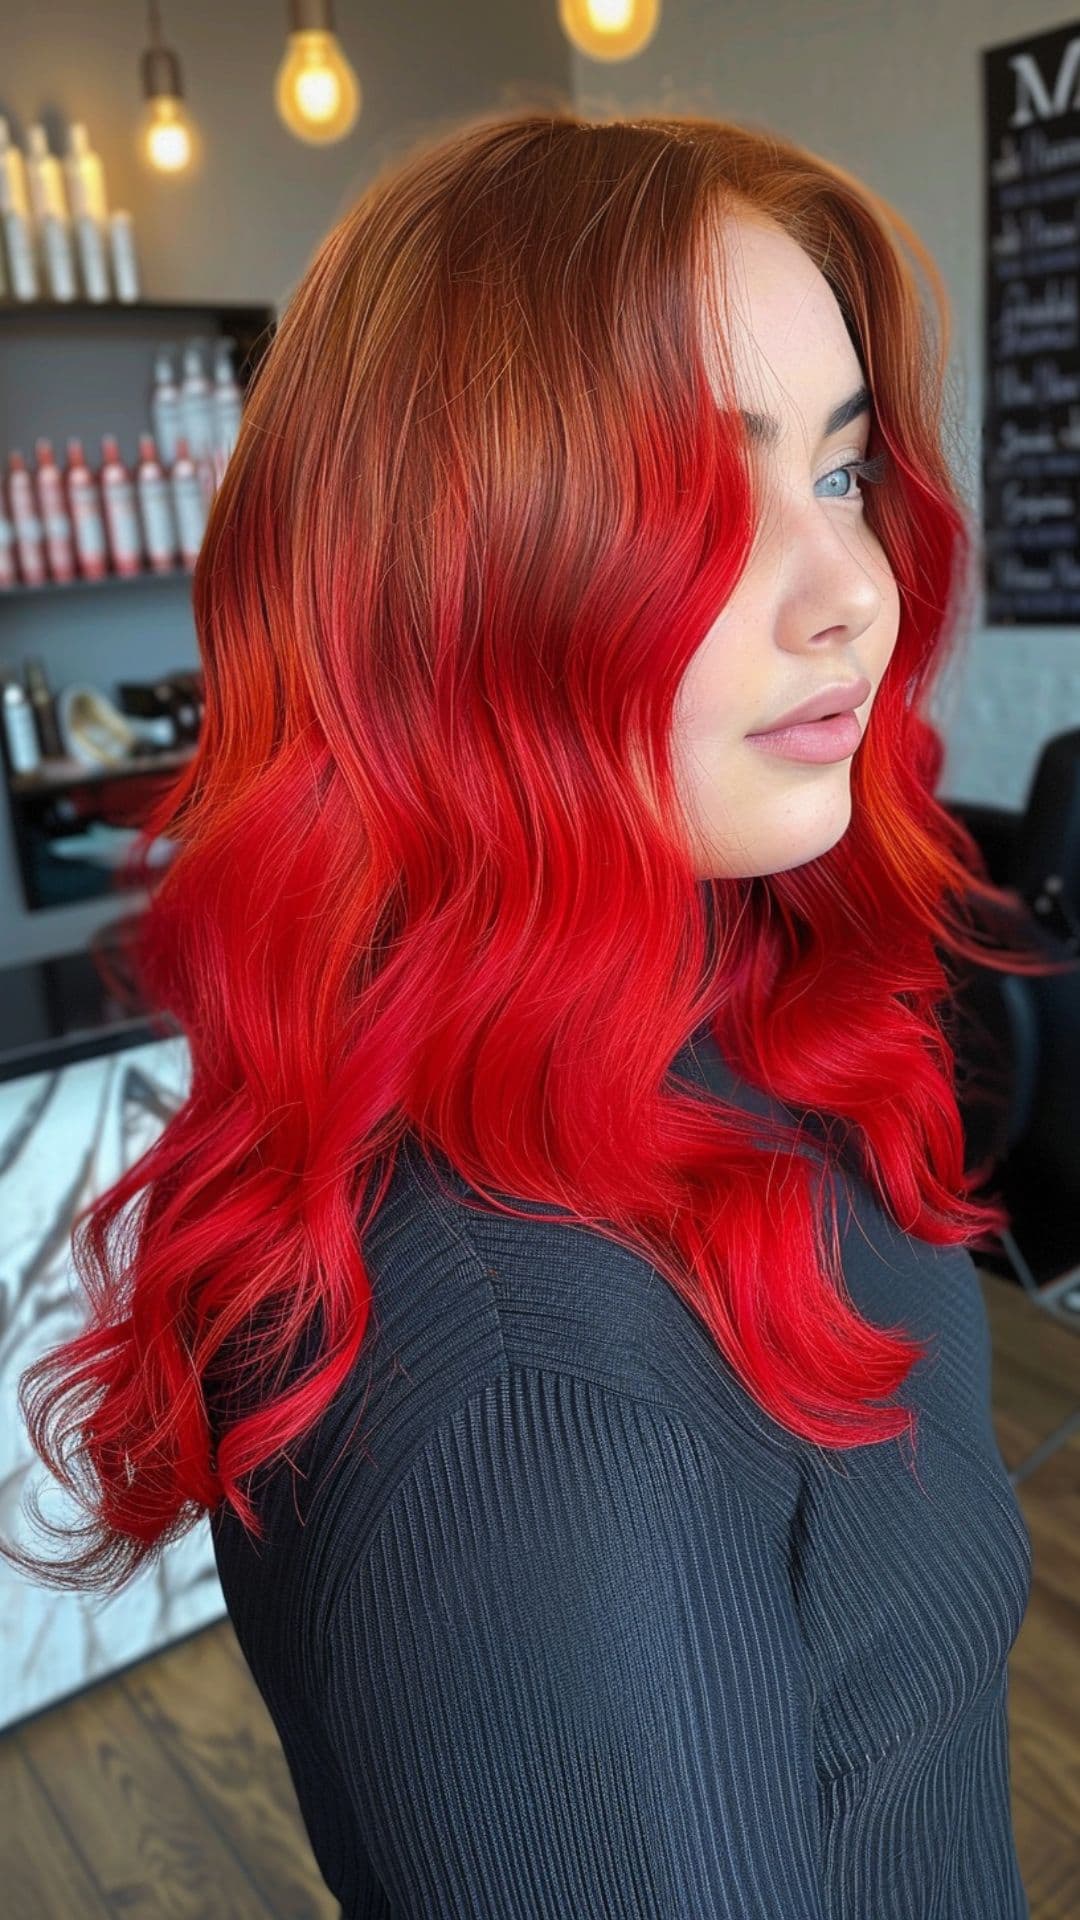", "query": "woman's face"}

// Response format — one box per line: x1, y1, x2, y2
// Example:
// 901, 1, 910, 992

674, 211, 901, 880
